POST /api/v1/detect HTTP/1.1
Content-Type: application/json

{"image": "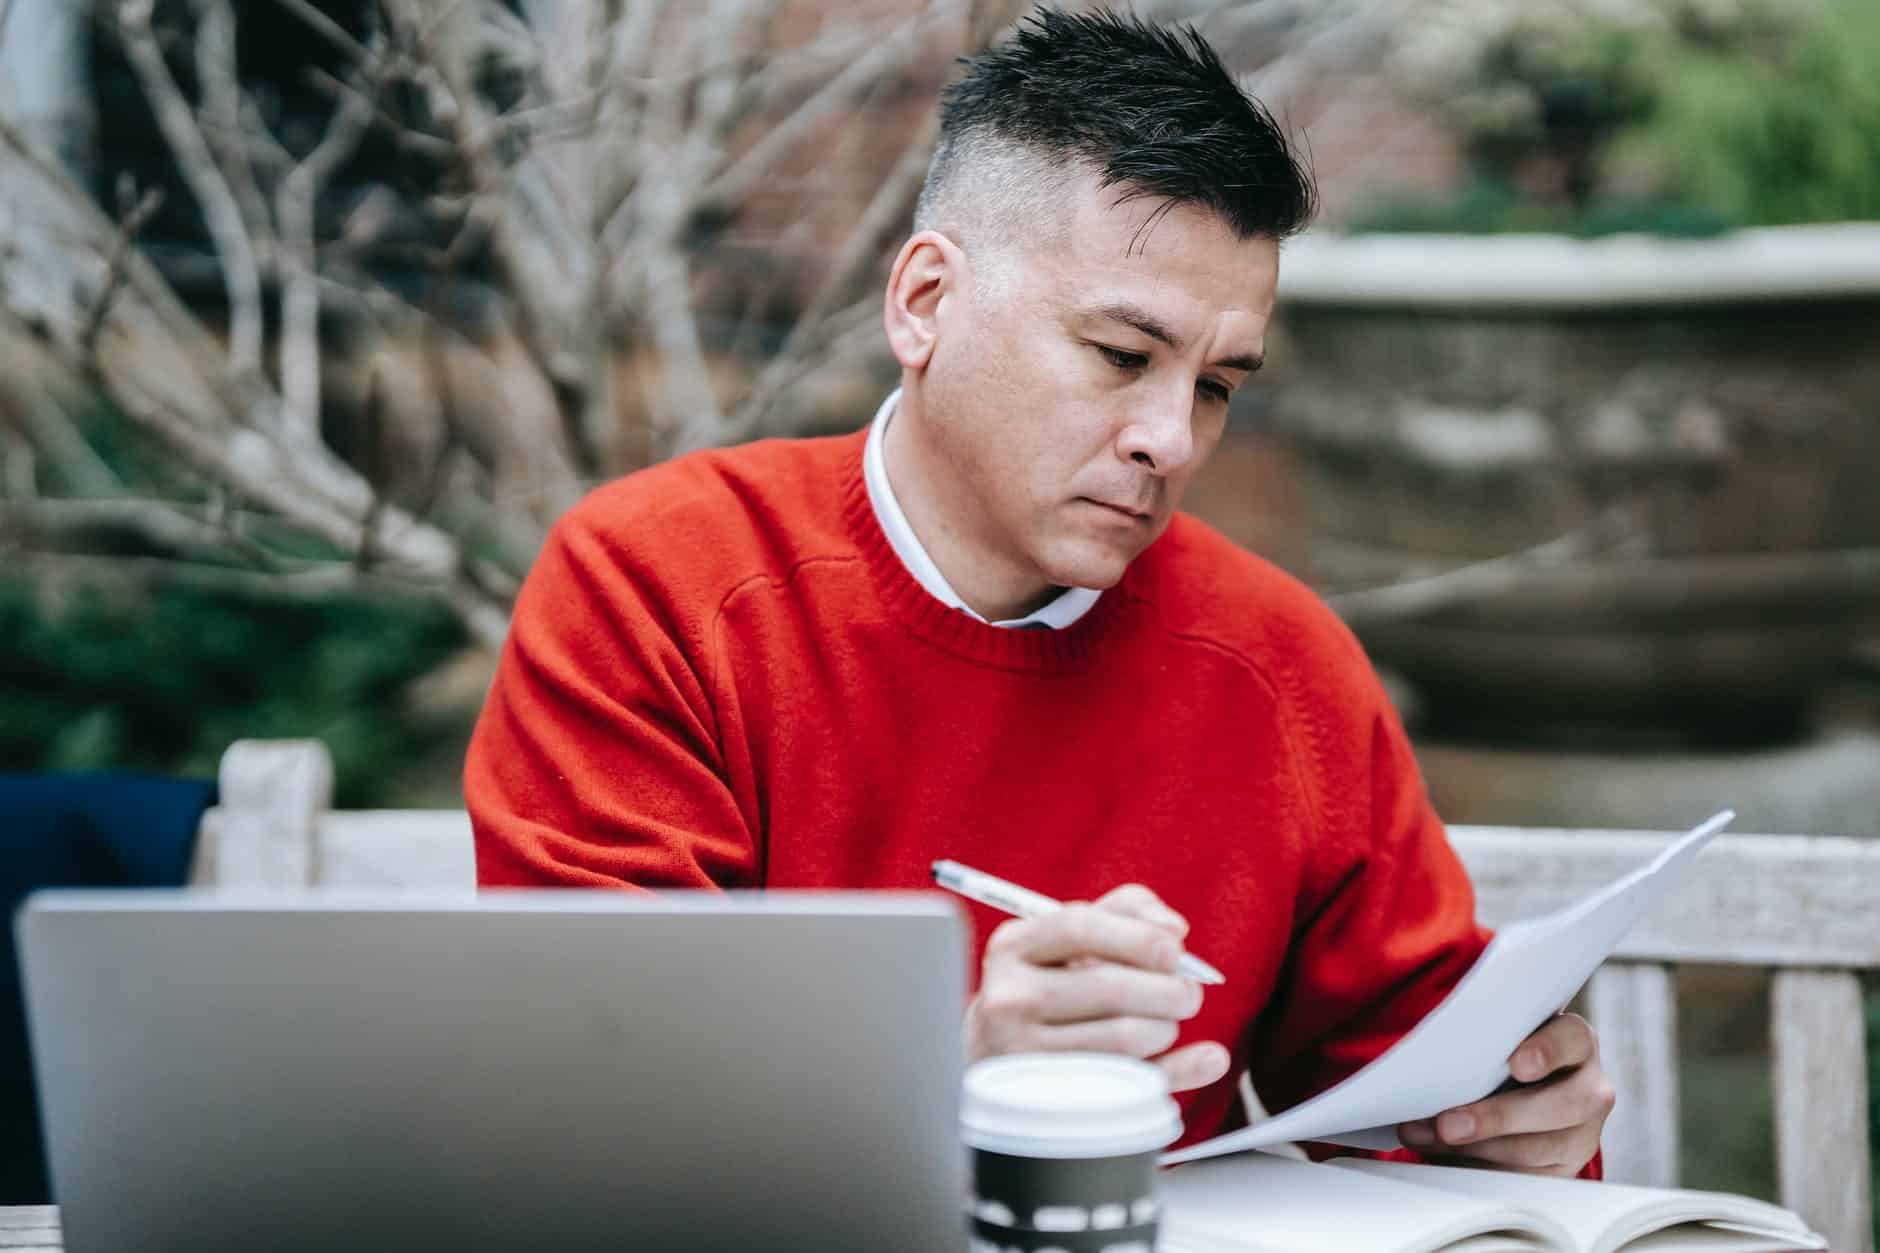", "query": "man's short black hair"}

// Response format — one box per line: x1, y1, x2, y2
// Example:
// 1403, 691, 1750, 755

917, 7, 1317, 243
